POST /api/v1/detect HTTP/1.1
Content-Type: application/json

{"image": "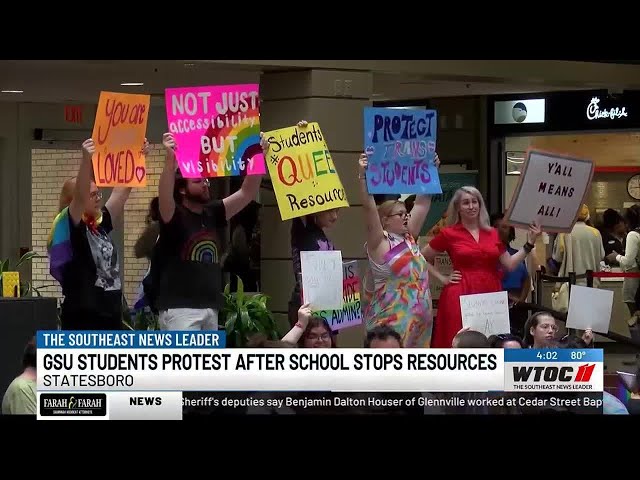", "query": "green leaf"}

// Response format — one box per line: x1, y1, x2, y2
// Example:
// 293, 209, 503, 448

20, 281, 31, 297
15, 251, 39, 269
234, 276, 245, 306
225, 311, 238, 333
224, 283, 230, 295
0, 259, 7, 274
239, 308, 251, 330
